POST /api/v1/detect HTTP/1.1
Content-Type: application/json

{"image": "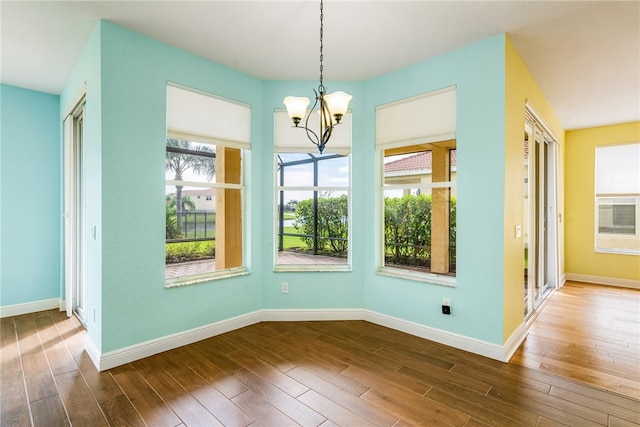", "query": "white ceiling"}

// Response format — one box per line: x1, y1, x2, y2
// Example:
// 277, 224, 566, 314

1, 1, 638, 130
